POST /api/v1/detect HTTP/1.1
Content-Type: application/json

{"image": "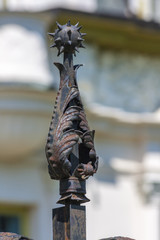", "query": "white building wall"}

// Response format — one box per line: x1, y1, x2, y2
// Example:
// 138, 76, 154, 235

4, 0, 97, 12
1, 0, 160, 23
0, 16, 53, 88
